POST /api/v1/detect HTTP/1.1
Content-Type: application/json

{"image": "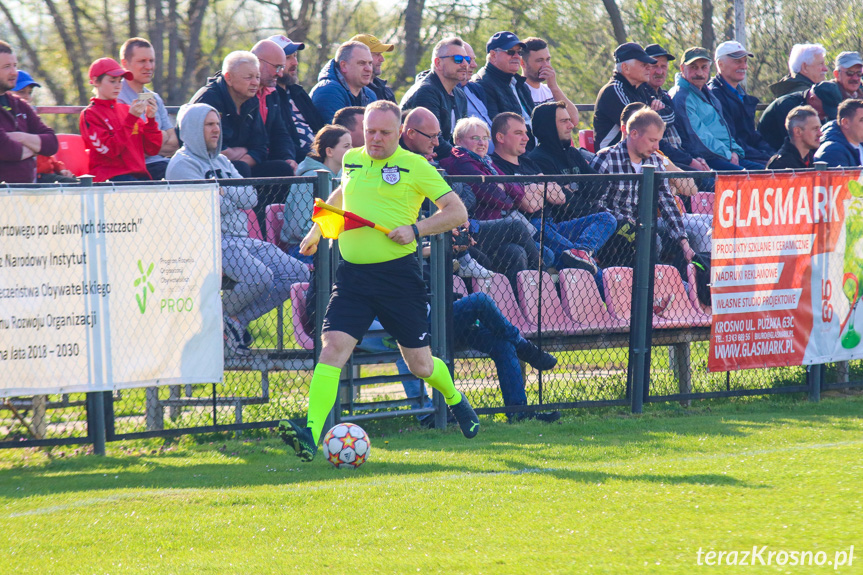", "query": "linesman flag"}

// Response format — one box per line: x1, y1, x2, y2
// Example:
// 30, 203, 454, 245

312, 199, 392, 239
